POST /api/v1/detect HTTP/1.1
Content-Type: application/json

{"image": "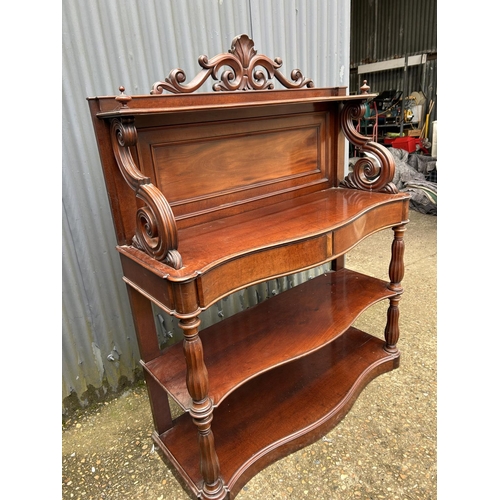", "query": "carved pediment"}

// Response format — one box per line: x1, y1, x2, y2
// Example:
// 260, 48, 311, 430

151, 34, 314, 94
